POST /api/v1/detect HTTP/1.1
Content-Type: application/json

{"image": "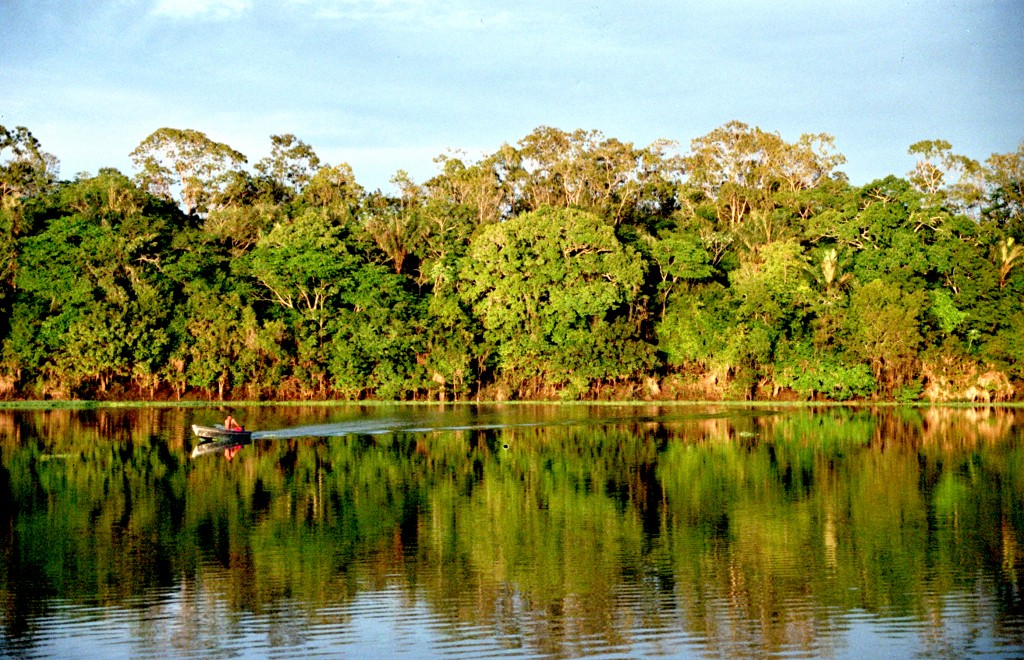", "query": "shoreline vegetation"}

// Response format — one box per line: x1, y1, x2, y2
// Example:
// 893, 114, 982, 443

0, 399, 1023, 412
1, 123, 1023, 404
